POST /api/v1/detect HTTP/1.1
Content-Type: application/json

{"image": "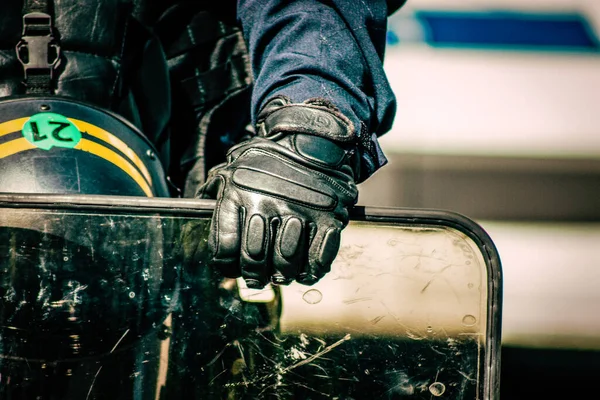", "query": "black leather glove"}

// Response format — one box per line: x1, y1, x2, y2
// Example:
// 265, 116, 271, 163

197, 97, 361, 288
